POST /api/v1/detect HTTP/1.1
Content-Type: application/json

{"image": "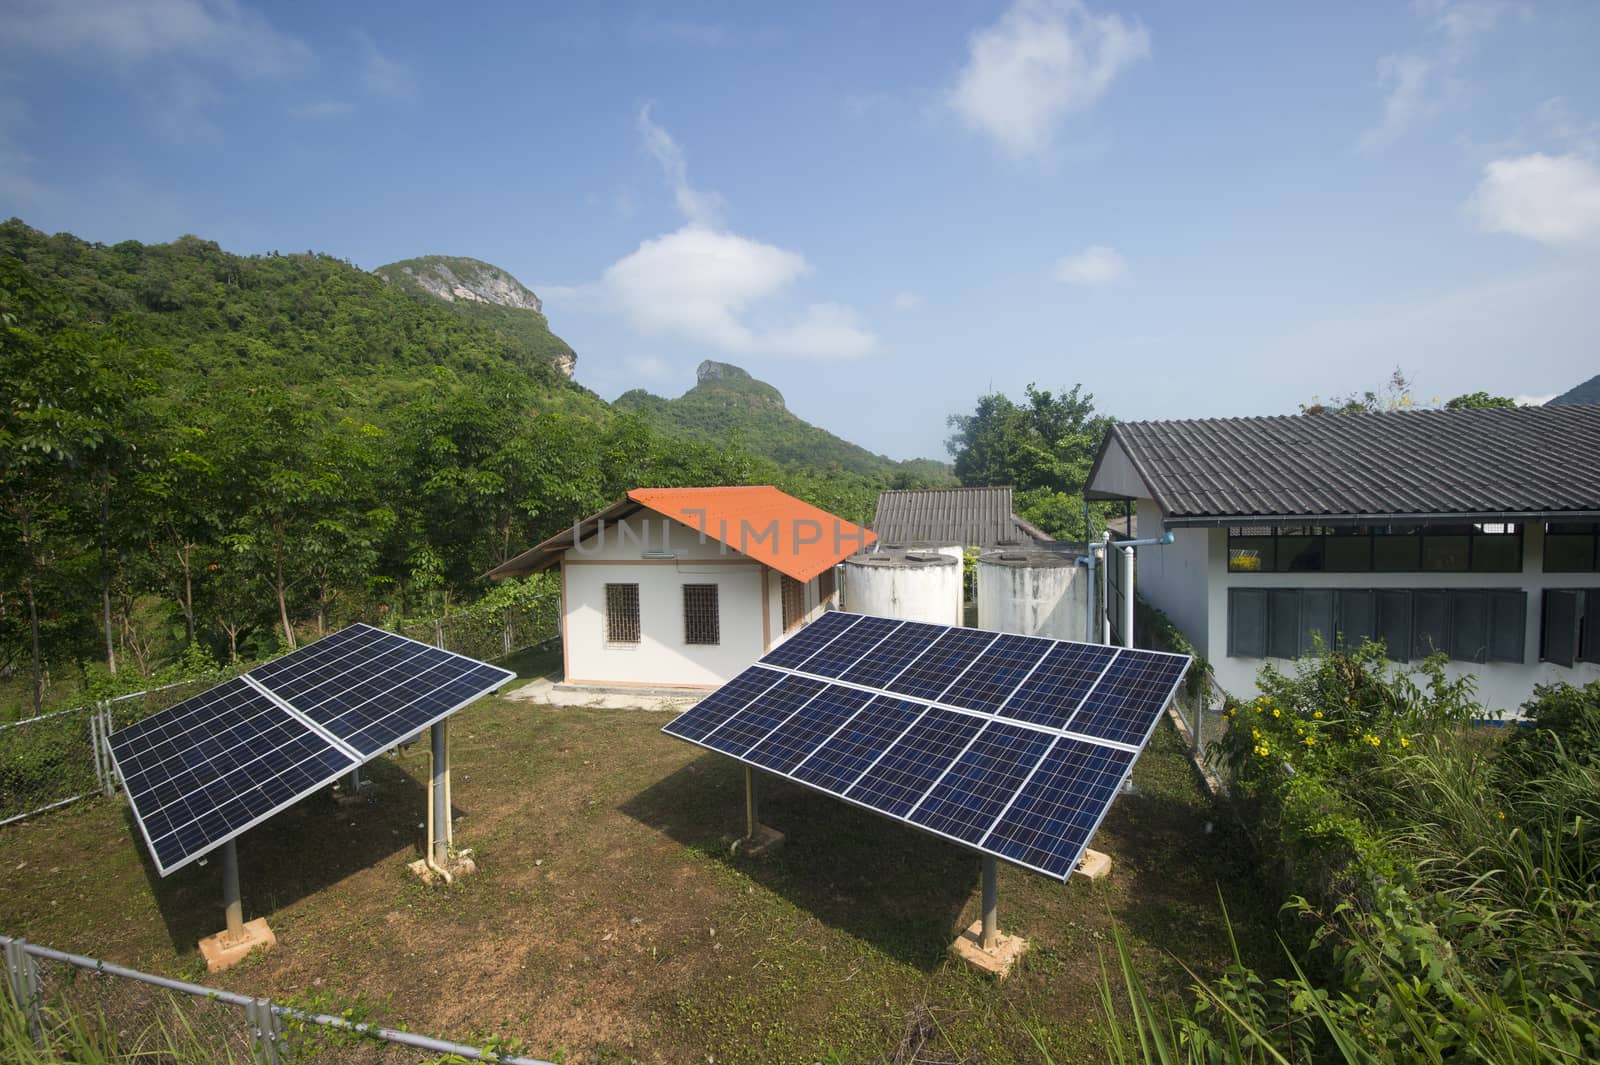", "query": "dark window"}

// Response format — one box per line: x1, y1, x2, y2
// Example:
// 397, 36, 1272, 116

1228, 589, 1268, 658
1541, 589, 1600, 667
1227, 587, 1525, 664
1545, 523, 1599, 573
683, 584, 720, 645
781, 574, 806, 632
817, 567, 836, 605
1275, 528, 1325, 572
1325, 528, 1373, 572
605, 583, 640, 644
1373, 527, 1422, 571
1375, 590, 1413, 661
1229, 524, 1522, 574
